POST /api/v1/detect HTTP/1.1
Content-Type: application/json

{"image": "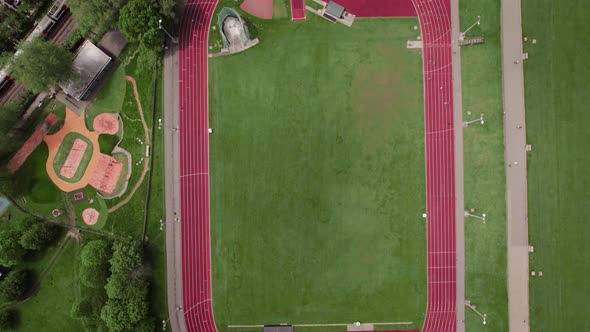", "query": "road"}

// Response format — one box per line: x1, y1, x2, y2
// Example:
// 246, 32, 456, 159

164, 39, 188, 332
450, 0, 465, 330
500, 0, 531, 330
